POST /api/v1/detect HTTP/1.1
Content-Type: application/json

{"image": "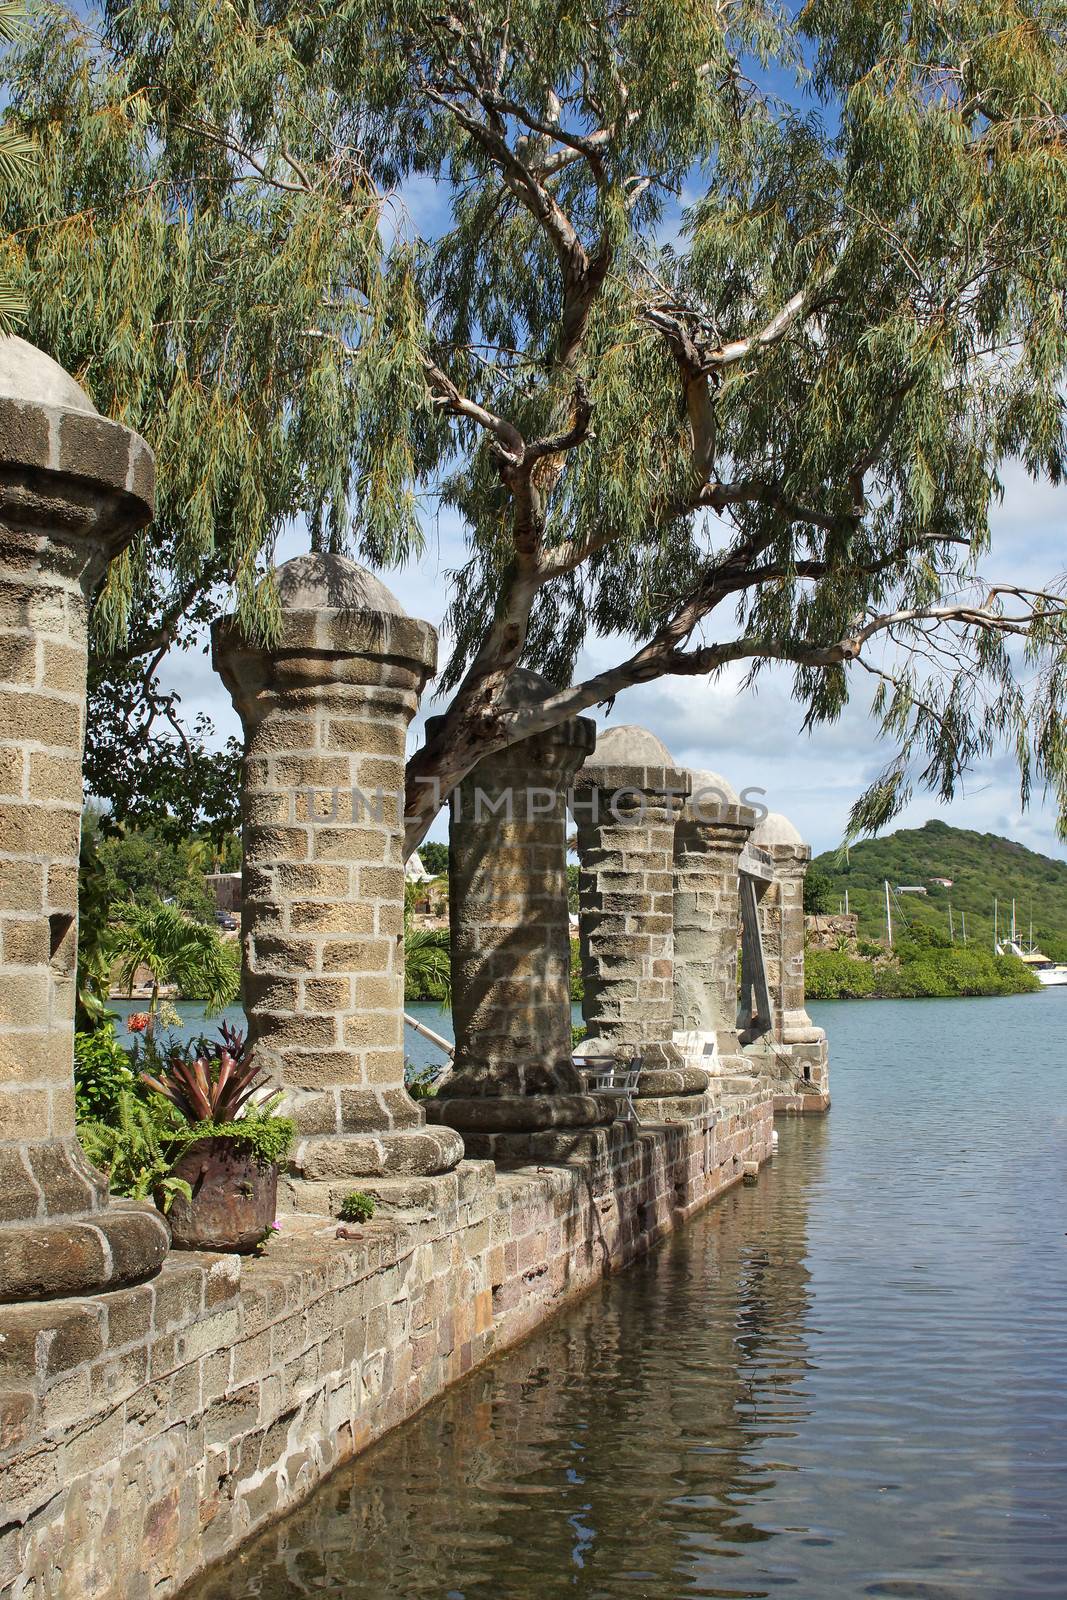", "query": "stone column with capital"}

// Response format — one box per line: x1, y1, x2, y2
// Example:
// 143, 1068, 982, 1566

424, 670, 614, 1157
213, 554, 463, 1204
672, 770, 759, 1070
0, 337, 170, 1302
573, 726, 710, 1117
746, 812, 830, 1110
